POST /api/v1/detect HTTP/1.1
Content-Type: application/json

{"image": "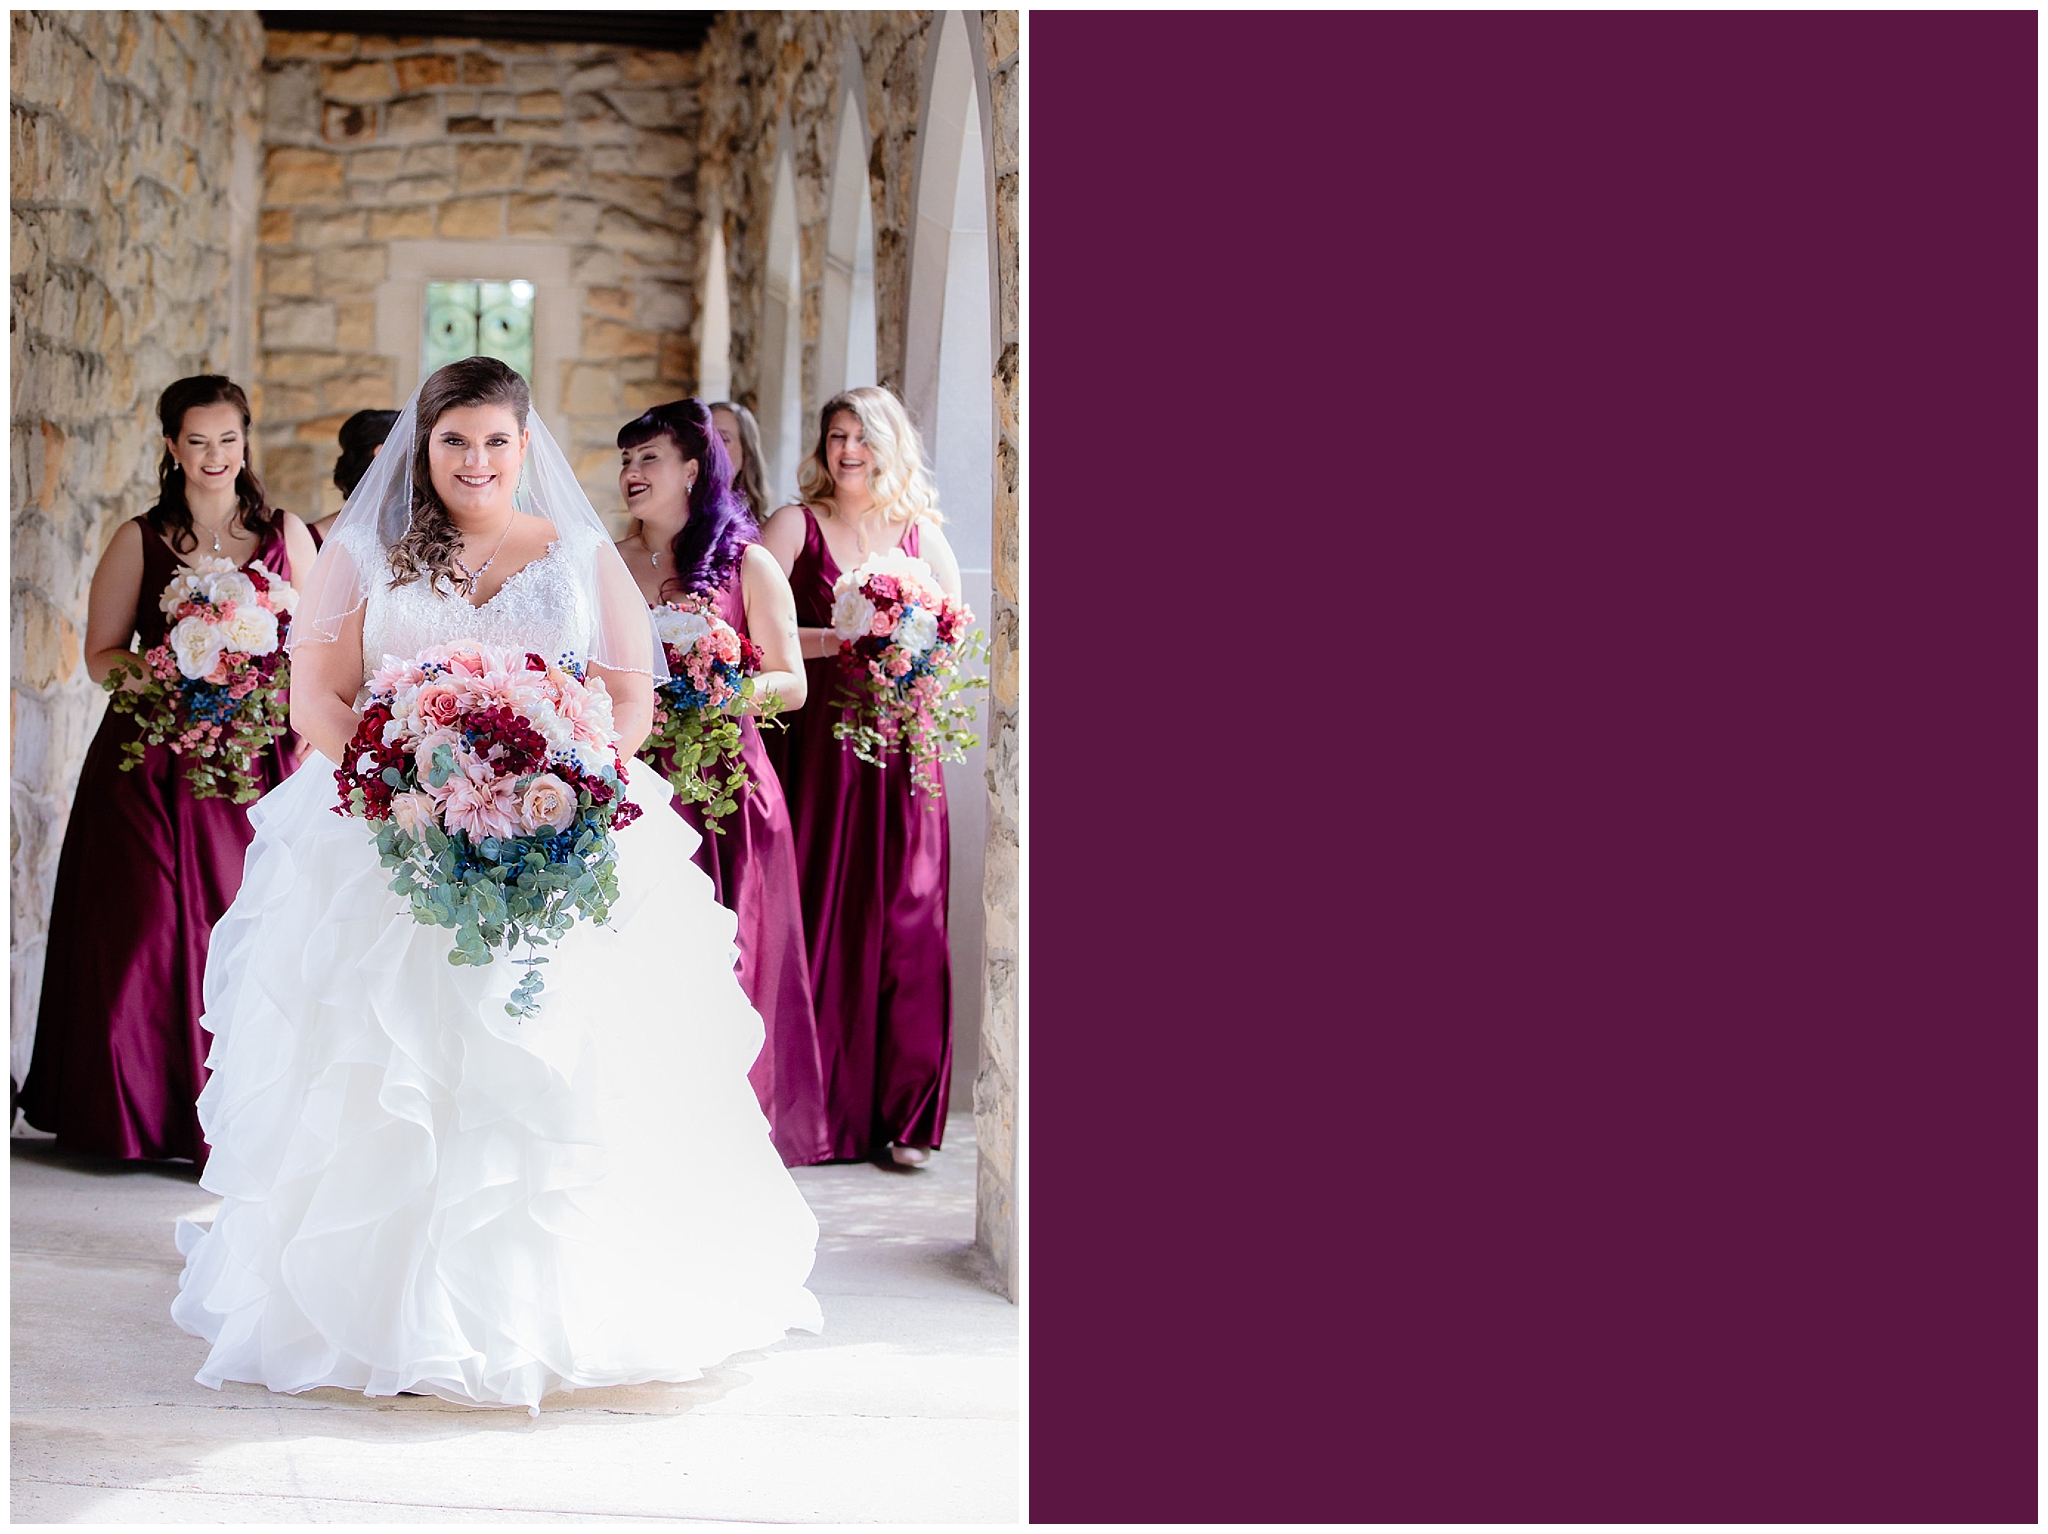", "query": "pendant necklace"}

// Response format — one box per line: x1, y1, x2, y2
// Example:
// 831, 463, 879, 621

640, 530, 662, 567
453, 516, 515, 597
